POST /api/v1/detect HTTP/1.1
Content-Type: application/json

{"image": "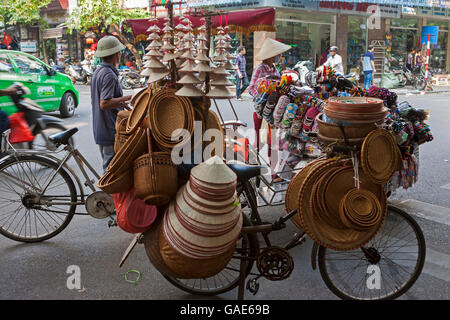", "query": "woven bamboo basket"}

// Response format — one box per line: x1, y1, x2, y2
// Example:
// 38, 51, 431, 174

158, 225, 236, 279
316, 113, 379, 141
107, 128, 147, 175
116, 110, 131, 133
143, 214, 181, 278
133, 129, 178, 206
114, 133, 129, 153
97, 168, 133, 194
